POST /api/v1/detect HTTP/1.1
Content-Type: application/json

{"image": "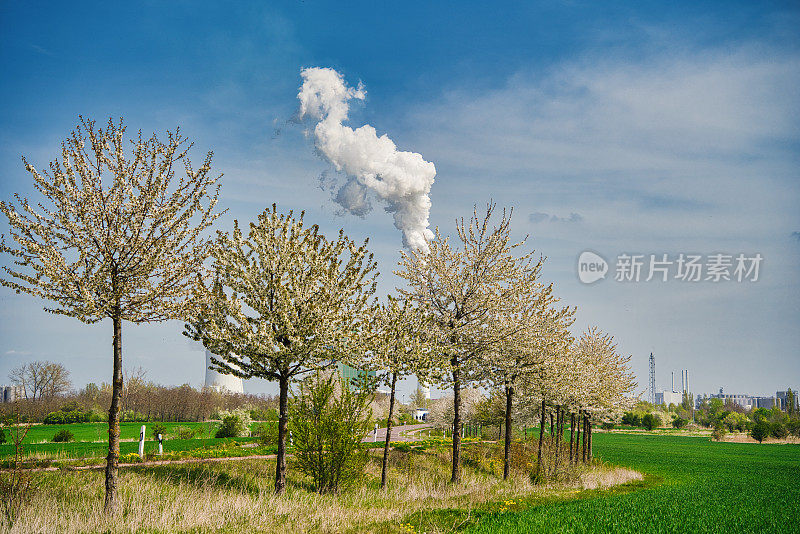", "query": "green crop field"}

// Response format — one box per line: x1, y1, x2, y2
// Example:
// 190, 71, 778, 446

0, 421, 269, 460
465, 432, 800, 533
